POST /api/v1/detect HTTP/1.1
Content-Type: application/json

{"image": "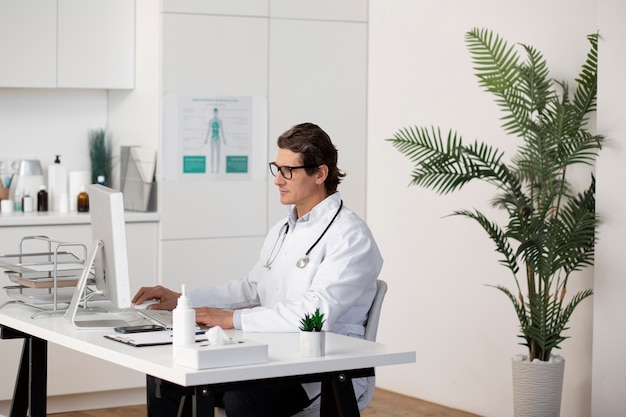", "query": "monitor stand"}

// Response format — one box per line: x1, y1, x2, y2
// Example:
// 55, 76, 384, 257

64, 240, 129, 329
